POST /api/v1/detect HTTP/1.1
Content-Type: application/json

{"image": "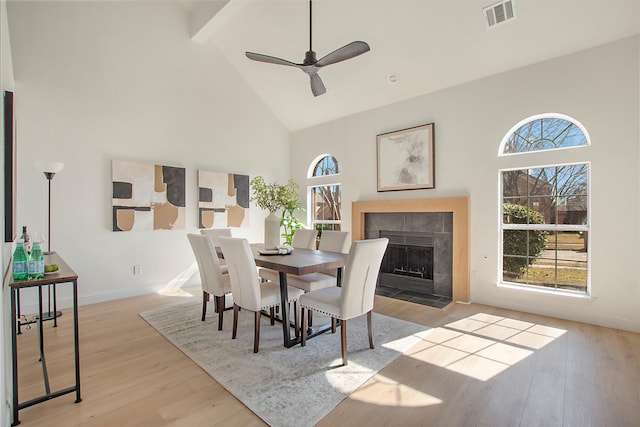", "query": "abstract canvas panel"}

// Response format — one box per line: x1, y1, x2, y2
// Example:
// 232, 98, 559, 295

198, 170, 249, 229
112, 160, 186, 231
377, 123, 435, 191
